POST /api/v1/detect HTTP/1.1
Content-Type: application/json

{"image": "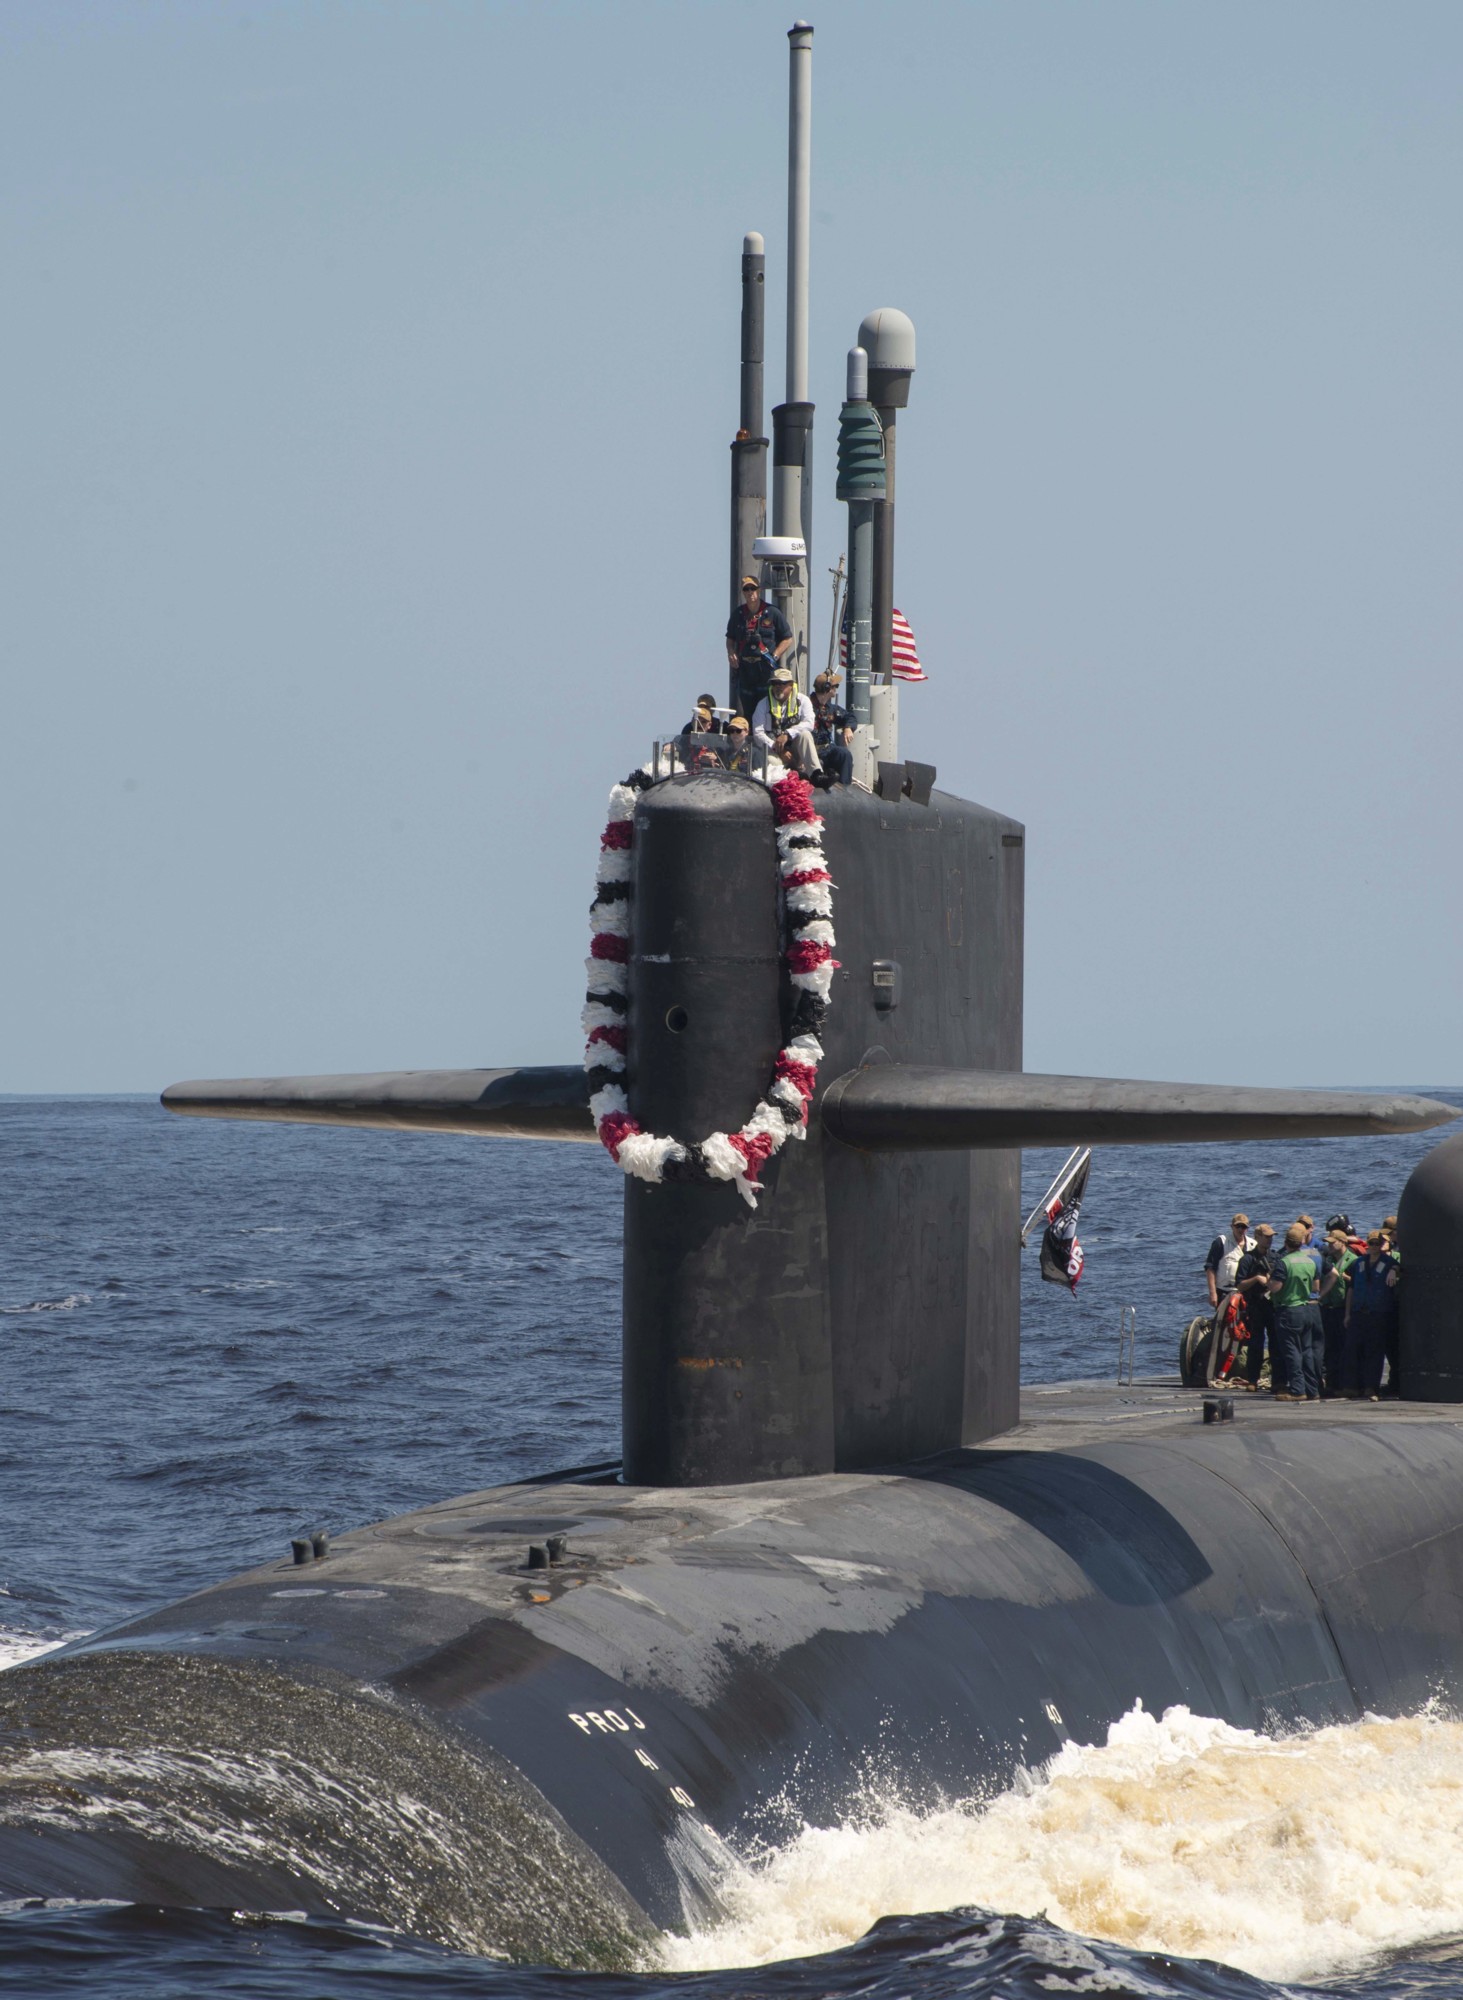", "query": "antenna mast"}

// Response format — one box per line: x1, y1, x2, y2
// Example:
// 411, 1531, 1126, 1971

770, 20, 814, 689
729, 230, 768, 700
